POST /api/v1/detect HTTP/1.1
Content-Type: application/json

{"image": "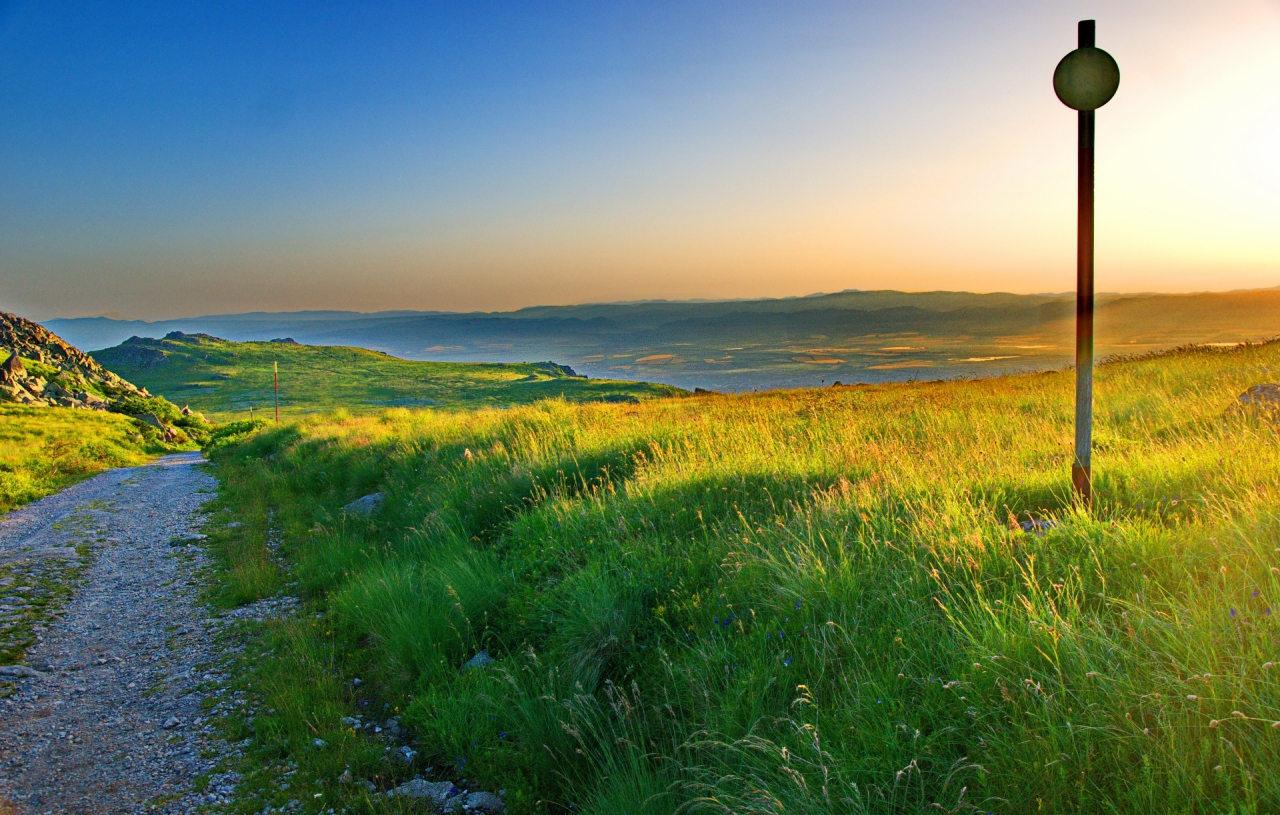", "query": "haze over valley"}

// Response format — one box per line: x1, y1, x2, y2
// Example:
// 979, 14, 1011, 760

52, 287, 1280, 392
